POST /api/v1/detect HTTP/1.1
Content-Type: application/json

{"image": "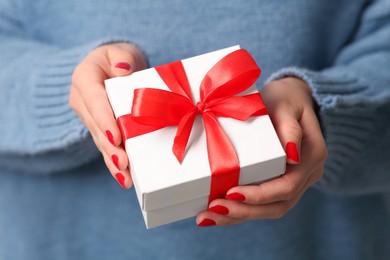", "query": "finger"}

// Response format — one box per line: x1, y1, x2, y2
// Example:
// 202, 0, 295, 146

108, 49, 136, 77
224, 98, 326, 205
69, 86, 100, 138
225, 163, 310, 205
100, 137, 130, 173
74, 87, 131, 173
72, 62, 123, 147
102, 153, 133, 189
300, 106, 328, 165
107, 44, 147, 77
306, 164, 324, 186
207, 167, 322, 221
225, 134, 326, 205
196, 211, 245, 227
70, 88, 131, 188
207, 198, 286, 220
82, 106, 132, 189
271, 102, 303, 164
